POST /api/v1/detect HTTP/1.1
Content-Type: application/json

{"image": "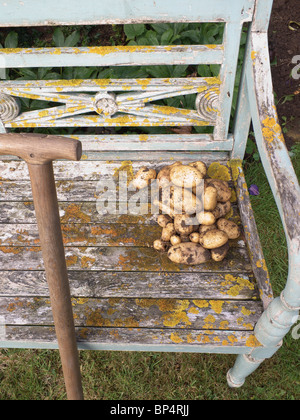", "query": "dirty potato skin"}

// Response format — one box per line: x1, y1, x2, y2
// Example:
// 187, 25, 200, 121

170, 235, 182, 246
133, 167, 157, 190
205, 179, 231, 203
170, 165, 204, 189
174, 214, 194, 236
212, 201, 231, 219
211, 242, 230, 262
157, 214, 172, 228
217, 218, 241, 240
161, 223, 176, 241
204, 185, 218, 211
199, 229, 229, 249
197, 211, 216, 226
153, 239, 169, 252
189, 161, 207, 178
168, 242, 211, 265
157, 162, 182, 186
199, 224, 217, 235
189, 232, 200, 243
170, 186, 202, 215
